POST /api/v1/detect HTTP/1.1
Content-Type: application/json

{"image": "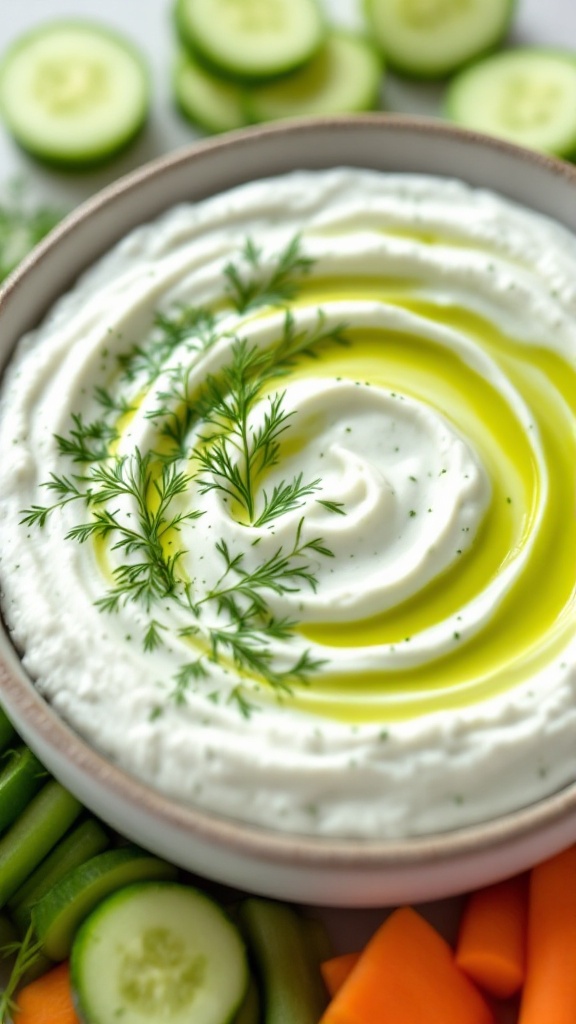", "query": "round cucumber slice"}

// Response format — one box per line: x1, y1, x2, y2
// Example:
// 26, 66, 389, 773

246, 31, 383, 123
445, 48, 576, 159
0, 20, 150, 167
71, 881, 248, 1024
174, 0, 327, 82
173, 49, 249, 134
364, 0, 516, 79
